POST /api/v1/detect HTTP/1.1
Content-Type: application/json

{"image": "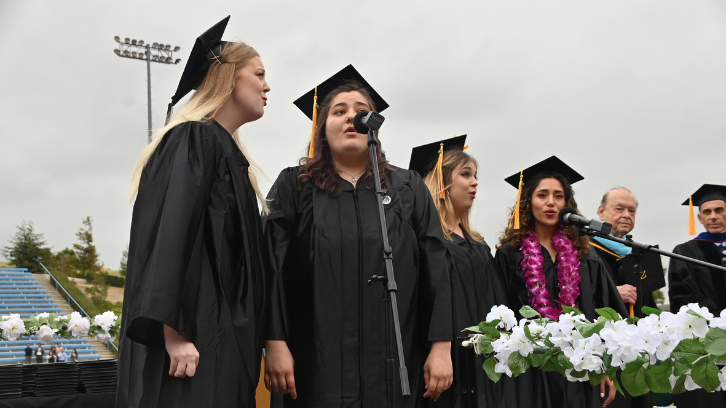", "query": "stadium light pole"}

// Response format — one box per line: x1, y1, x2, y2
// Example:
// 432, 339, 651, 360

113, 36, 182, 143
